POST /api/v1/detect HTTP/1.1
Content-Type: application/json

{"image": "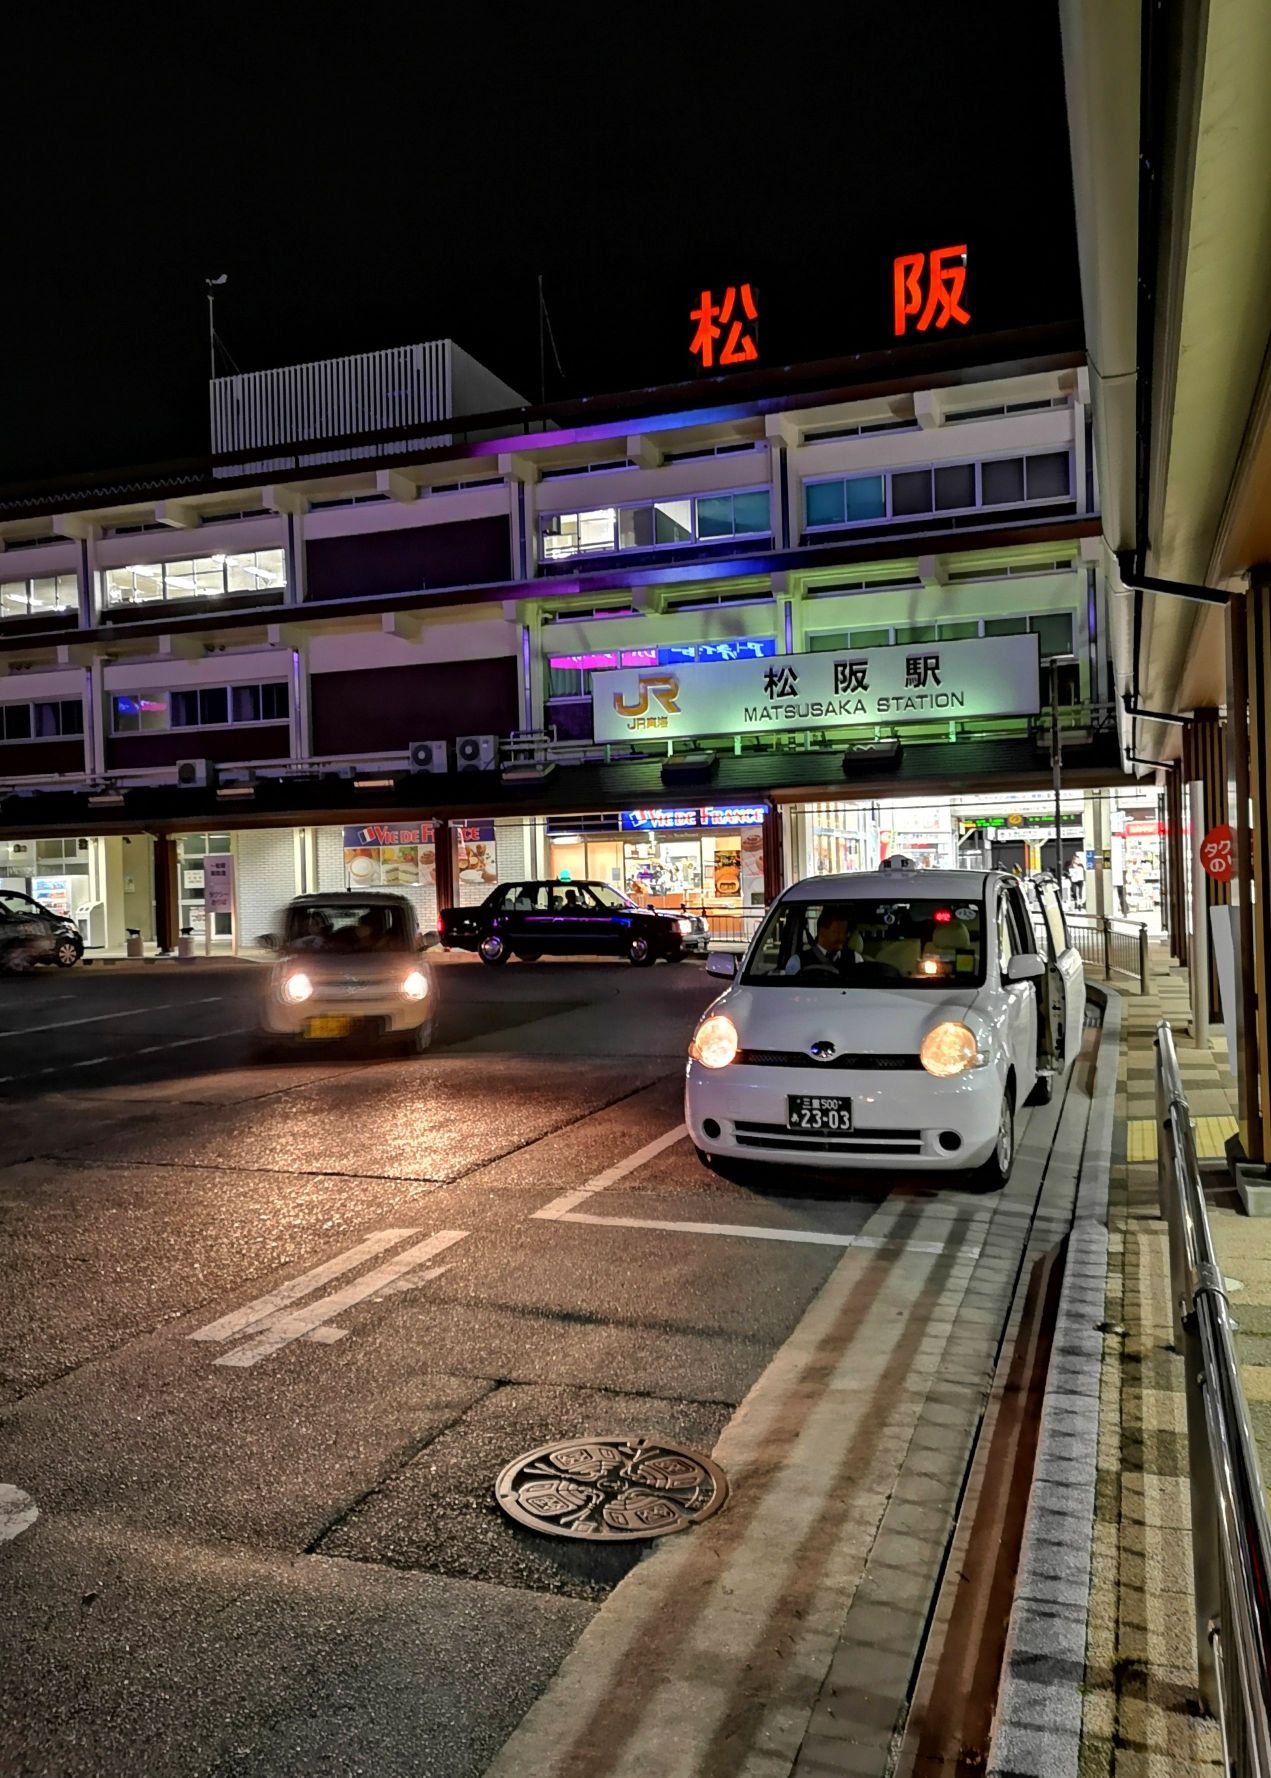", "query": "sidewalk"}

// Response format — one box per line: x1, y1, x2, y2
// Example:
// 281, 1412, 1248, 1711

1079, 955, 1232, 1778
